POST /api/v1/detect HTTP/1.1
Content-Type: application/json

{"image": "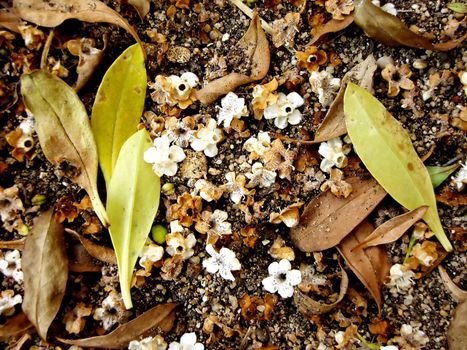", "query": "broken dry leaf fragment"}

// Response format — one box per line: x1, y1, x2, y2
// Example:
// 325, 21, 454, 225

106, 129, 160, 309
58, 303, 177, 349
22, 208, 68, 340
448, 300, 467, 350
20, 70, 108, 227
0, 312, 33, 341
308, 14, 354, 45
344, 83, 452, 252
290, 177, 386, 252
65, 228, 116, 265
196, 13, 270, 104
91, 43, 146, 187
128, 0, 150, 20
